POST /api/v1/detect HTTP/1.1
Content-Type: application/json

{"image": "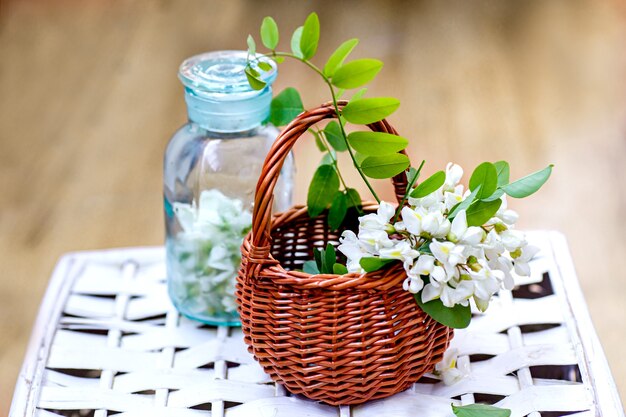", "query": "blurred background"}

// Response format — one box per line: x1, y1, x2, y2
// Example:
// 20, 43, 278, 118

1, 0, 625, 412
